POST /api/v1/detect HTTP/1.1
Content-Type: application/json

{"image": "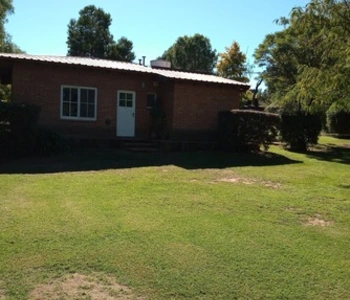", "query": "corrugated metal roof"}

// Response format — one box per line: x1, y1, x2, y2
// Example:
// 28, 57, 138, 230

153, 68, 248, 85
0, 53, 250, 87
